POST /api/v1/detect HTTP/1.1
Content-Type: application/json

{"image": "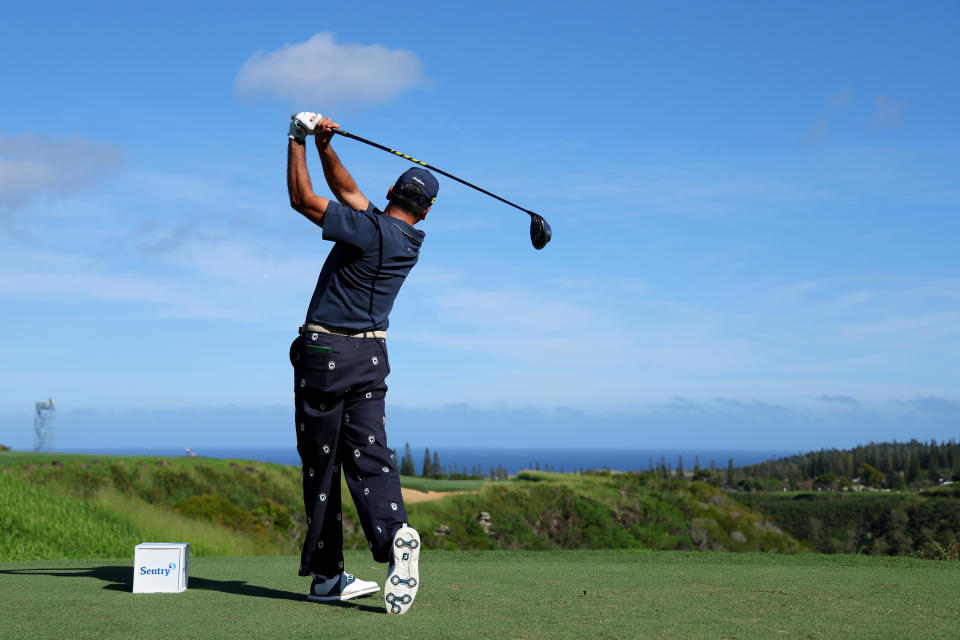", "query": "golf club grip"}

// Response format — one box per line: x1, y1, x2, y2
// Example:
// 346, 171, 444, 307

332, 129, 541, 219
